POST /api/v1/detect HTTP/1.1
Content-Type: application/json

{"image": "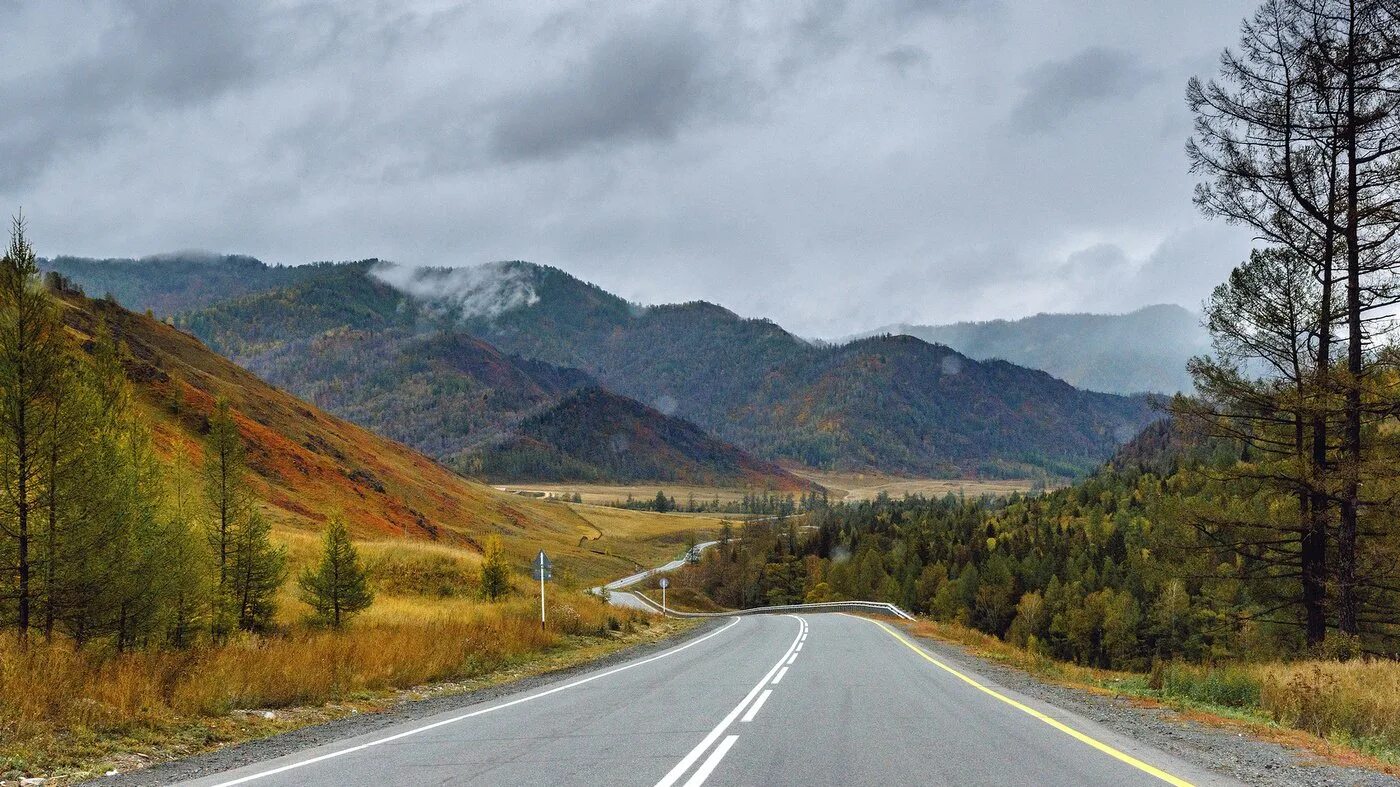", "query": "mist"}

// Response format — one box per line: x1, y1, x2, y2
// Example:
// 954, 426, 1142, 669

370, 261, 539, 322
